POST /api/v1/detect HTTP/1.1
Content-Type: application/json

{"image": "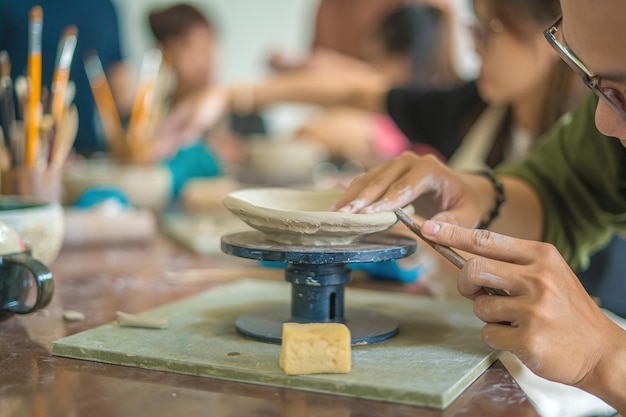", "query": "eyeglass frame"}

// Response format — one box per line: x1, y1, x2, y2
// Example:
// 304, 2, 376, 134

544, 15, 626, 121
